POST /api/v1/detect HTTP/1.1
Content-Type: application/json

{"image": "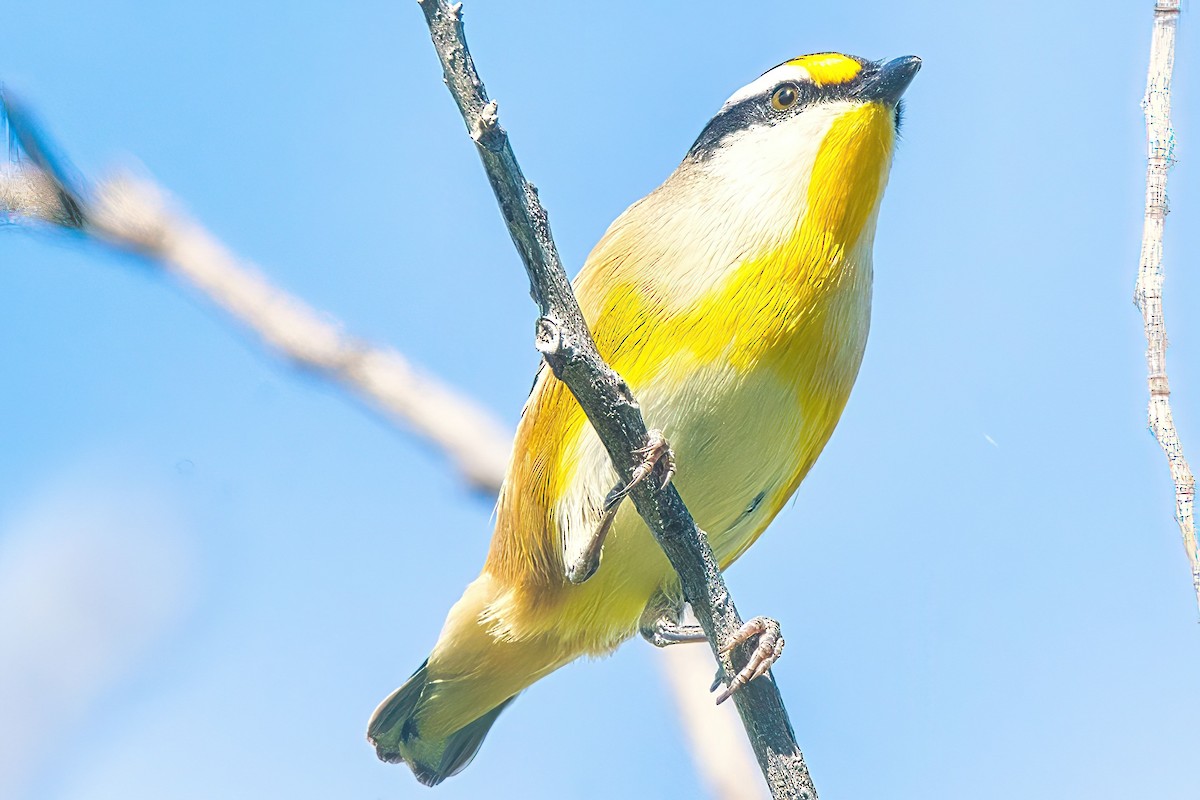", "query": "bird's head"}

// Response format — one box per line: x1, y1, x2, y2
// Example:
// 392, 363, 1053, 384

681, 53, 920, 250
689, 53, 920, 160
